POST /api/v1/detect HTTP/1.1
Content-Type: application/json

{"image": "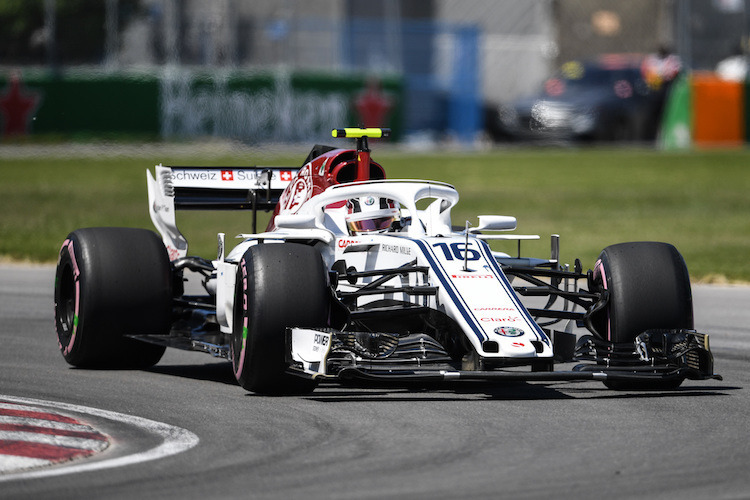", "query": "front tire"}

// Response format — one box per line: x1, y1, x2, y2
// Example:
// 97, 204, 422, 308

591, 242, 693, 343
231, 243, 330, 395
54, 228, 171, 368
590, 242, 693, 389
